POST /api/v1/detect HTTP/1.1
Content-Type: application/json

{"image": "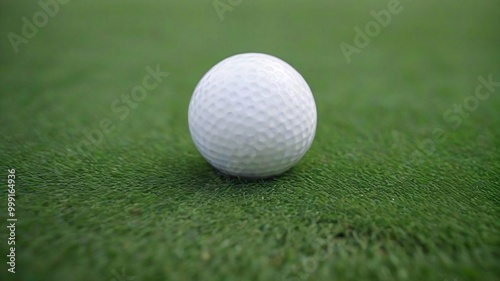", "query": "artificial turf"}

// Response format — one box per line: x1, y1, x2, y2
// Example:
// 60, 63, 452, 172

0, 0, 499, 280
